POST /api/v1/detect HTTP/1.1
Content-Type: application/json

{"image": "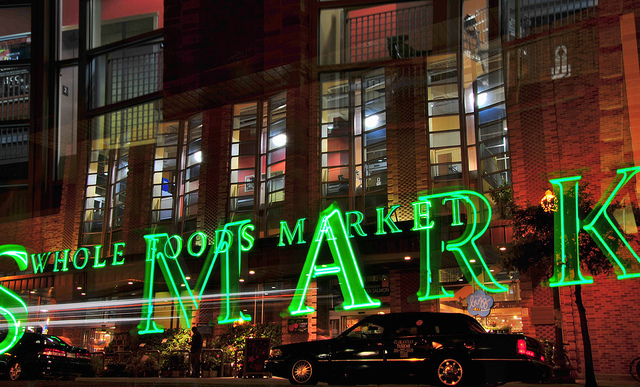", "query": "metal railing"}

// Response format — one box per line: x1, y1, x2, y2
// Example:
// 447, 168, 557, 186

0, 67, 30, 121
109, 49, 162, 104
509, 0, 598, 39
0, 124, 28, 164
463, 8, 489, 63
90, 40, 163, 109
345, 4, 430, 63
